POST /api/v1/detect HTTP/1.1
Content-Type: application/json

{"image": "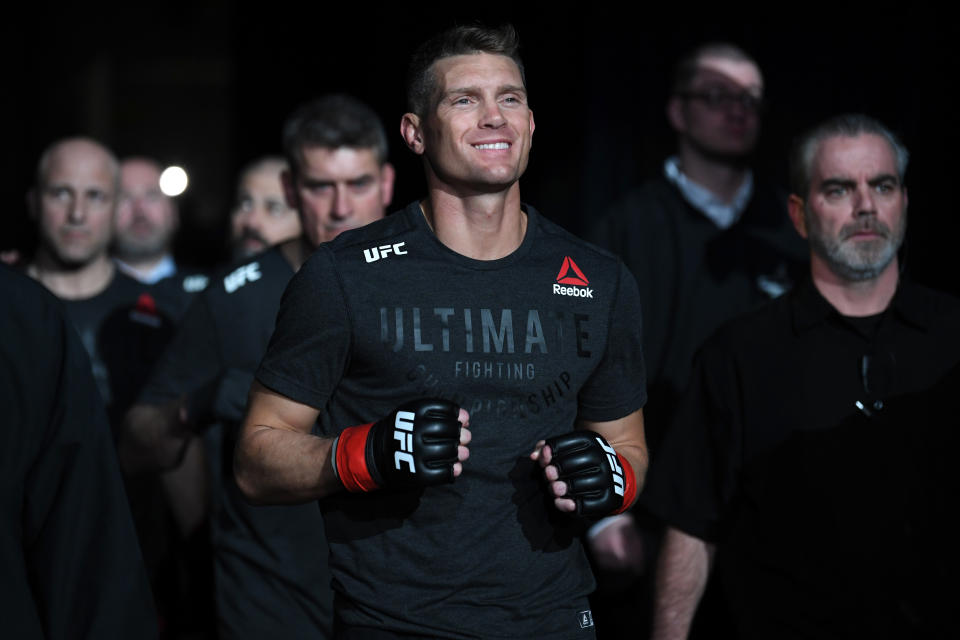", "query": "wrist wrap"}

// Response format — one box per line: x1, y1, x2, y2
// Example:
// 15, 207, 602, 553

334, 423, 379, 492
613, 453, 637, 514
